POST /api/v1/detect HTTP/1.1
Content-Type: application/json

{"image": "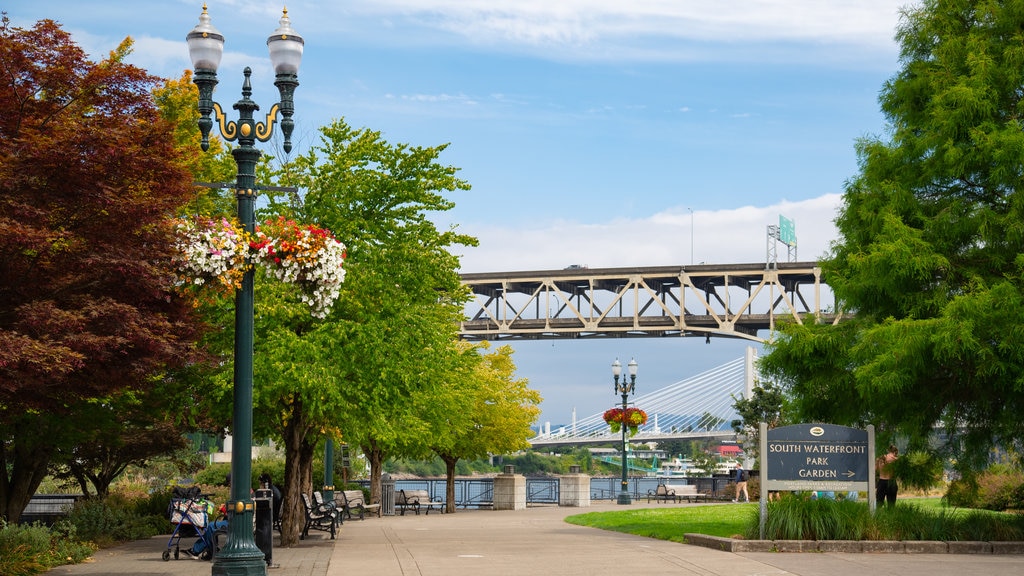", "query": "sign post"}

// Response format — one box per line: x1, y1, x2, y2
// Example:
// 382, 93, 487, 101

759, 422, 875, 539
